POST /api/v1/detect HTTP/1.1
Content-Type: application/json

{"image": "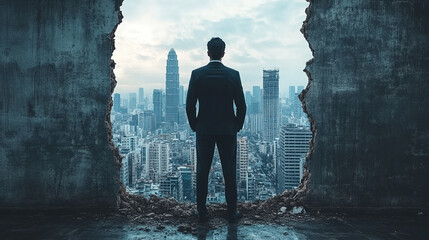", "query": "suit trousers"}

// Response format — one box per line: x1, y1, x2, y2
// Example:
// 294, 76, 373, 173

196, 134, 237, 215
